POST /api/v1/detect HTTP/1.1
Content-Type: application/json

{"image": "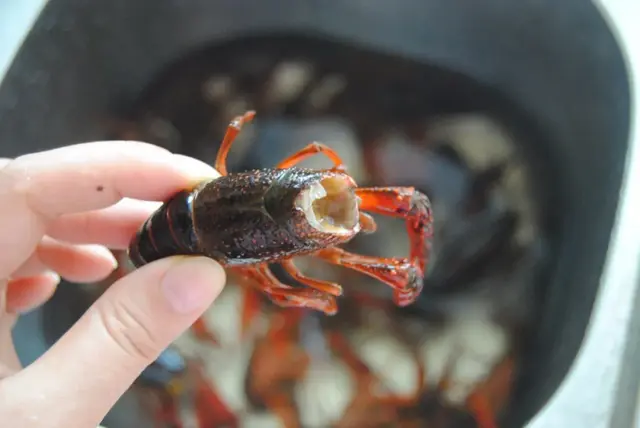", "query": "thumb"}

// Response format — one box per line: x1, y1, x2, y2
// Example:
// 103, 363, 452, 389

4, 256, 225, 428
